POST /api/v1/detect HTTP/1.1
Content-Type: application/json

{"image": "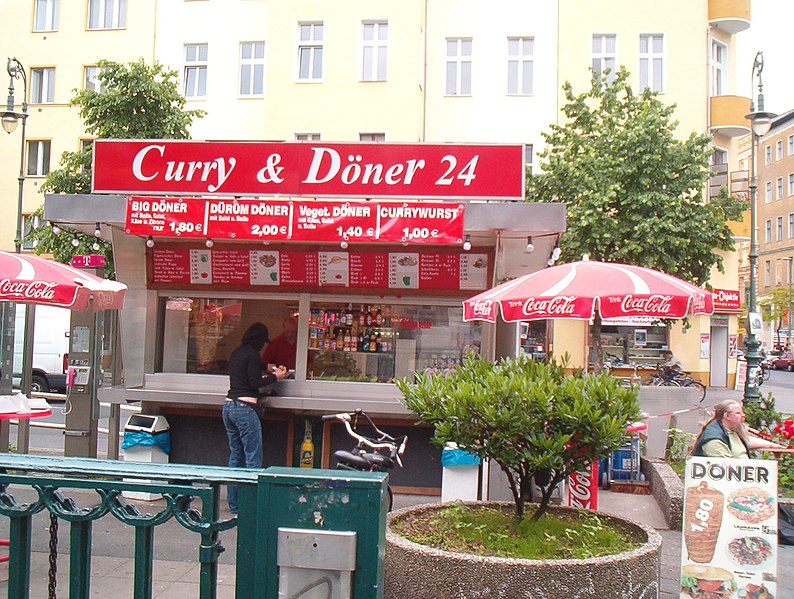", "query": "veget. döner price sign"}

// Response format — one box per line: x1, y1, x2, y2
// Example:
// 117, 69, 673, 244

94, 140, 524, 199
125, 197, 465, 245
